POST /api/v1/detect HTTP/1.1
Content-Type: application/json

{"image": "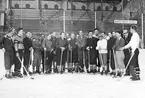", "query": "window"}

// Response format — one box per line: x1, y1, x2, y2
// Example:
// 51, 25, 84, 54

25, 4, 30, 9
97, 6, 101, 11
14, 4, 19, 9
113, 6, 117, 11
81, 5, 86, 10
72, 5, 76, 10
105, 6, 109, 11
44, 4, 48, 9
54, 4, 58, 10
